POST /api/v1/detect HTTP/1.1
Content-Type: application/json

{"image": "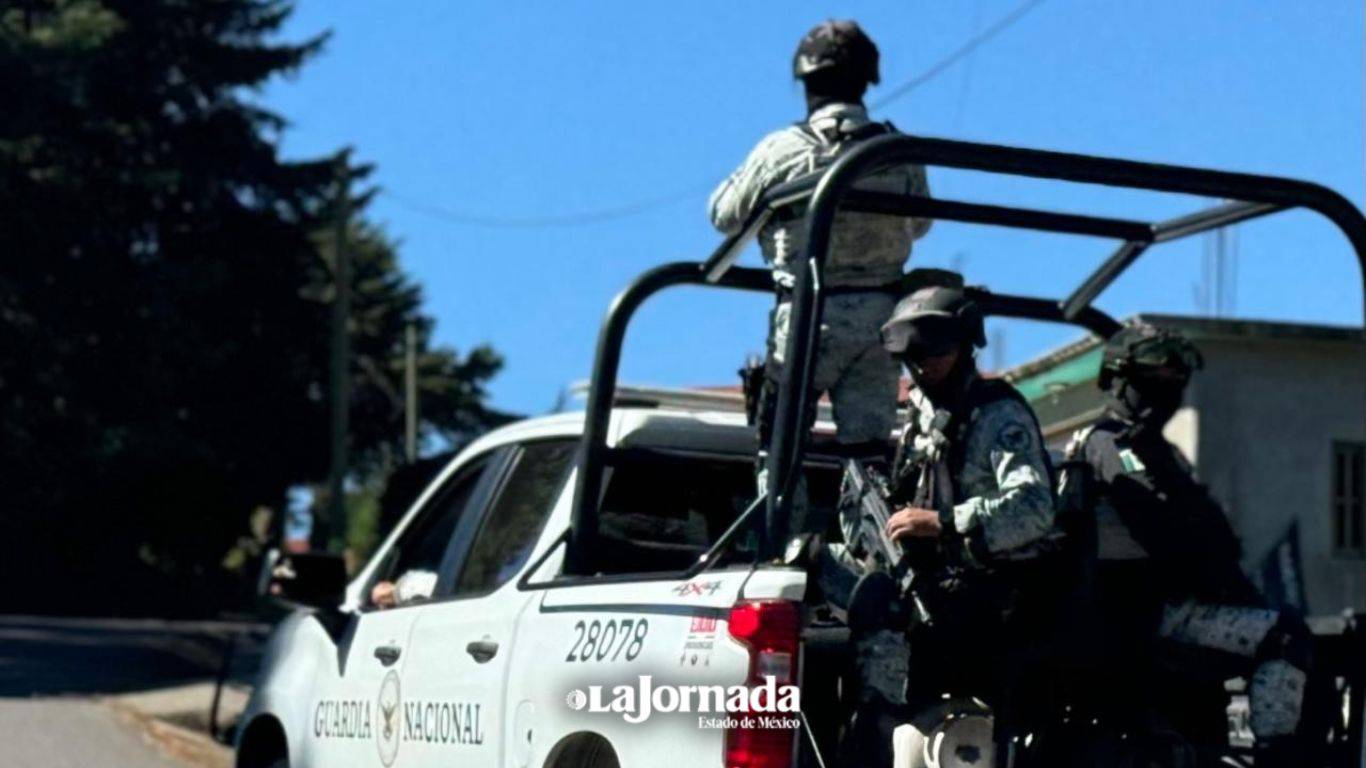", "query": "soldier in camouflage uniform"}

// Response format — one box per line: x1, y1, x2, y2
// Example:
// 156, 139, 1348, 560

879, 287, 1057, 570
1069, 323, 1312, 767
863, 286, 1058, 765
709, 20, 932, 468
